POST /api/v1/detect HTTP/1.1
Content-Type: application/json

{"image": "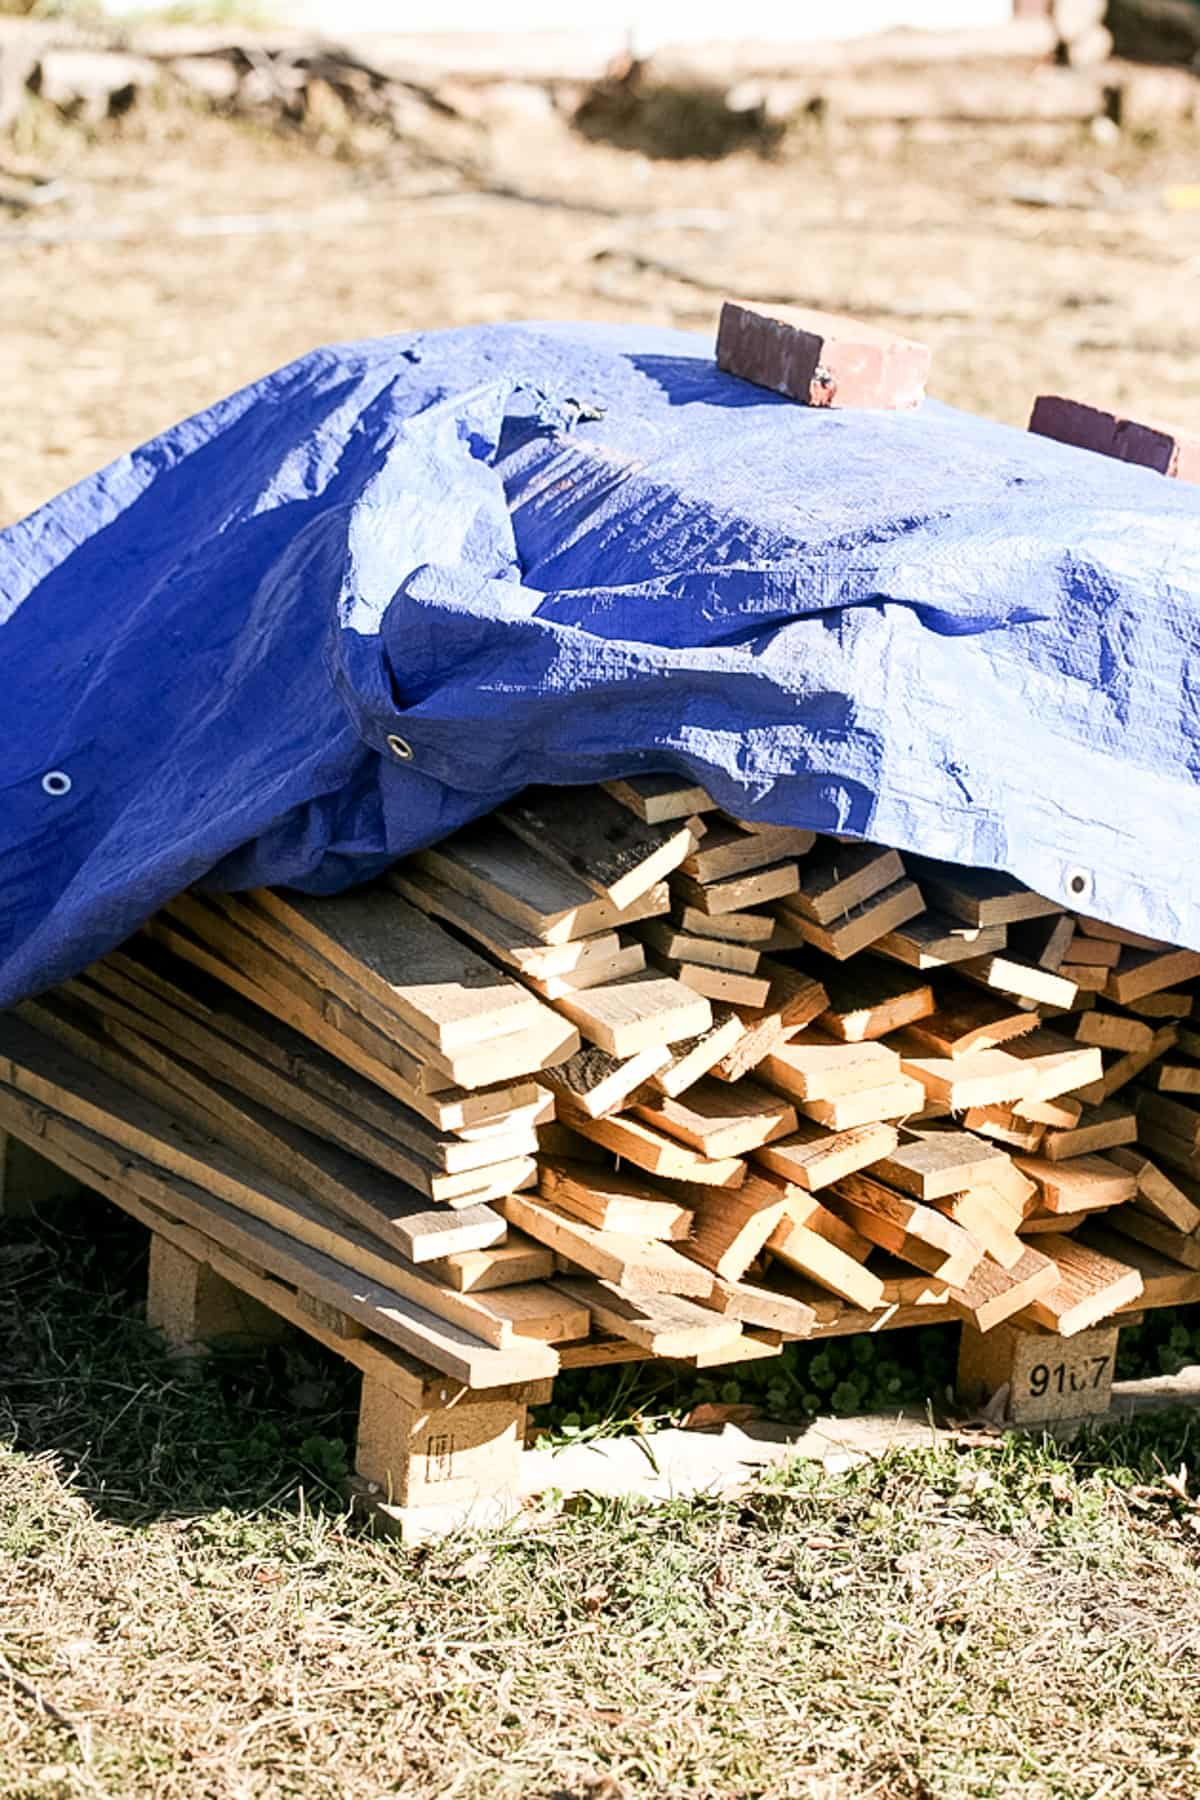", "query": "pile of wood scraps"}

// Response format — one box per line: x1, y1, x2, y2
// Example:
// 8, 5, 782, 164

4, 776, 1200, 1403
